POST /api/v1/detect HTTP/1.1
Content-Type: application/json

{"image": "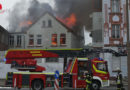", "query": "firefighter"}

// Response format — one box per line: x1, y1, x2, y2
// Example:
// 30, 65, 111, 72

84, 71, 93, 90
116, 70, 125, 90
